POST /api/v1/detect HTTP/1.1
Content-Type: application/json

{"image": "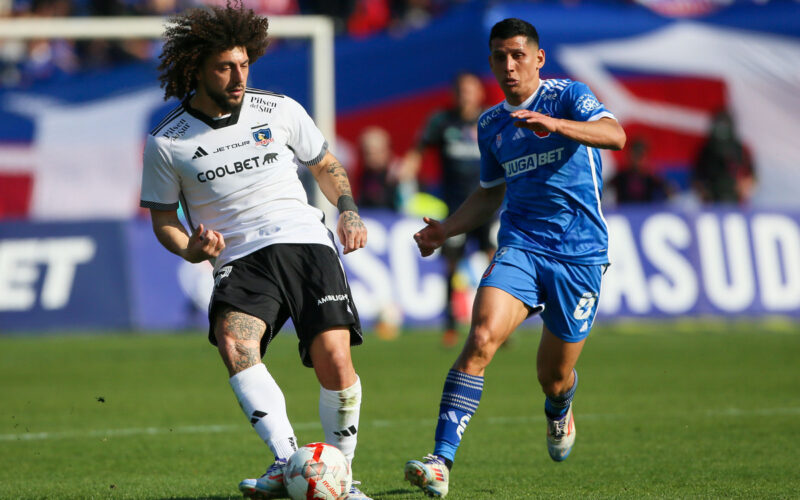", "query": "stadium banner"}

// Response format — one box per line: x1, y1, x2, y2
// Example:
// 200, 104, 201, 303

124, 218, 211, 331
1, 207, 798, 332
601, 207, 800, 318
0, 220, 132, 330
